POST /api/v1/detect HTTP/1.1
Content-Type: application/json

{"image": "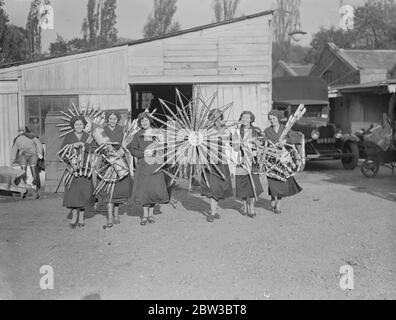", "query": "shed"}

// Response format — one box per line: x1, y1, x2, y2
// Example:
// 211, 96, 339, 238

0, 10, 274, 191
